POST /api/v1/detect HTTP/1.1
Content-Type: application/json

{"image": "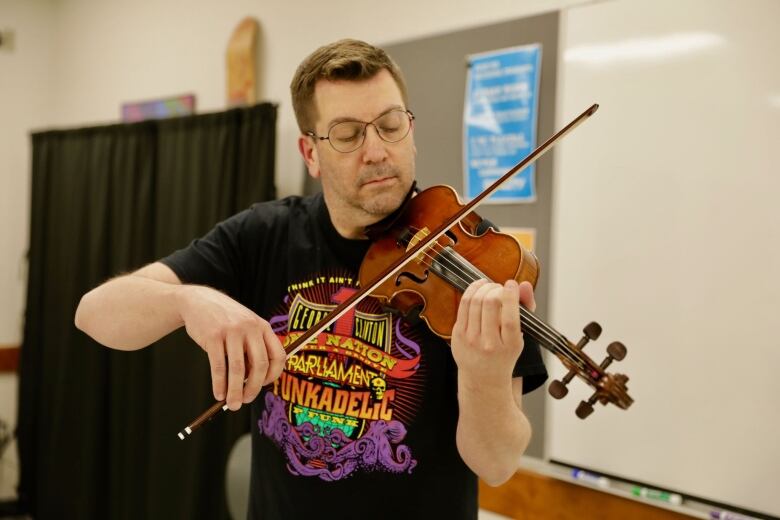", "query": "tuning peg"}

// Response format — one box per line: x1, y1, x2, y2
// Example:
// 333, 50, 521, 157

607, 341, 626, 360
599, 341, 628, 371
549, 378, 568, 399
549, 367, 578, 399
576, 390, 602, 419
576, 400, 594, 419
582, 321, 601, 341
574, 321, 601, 351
